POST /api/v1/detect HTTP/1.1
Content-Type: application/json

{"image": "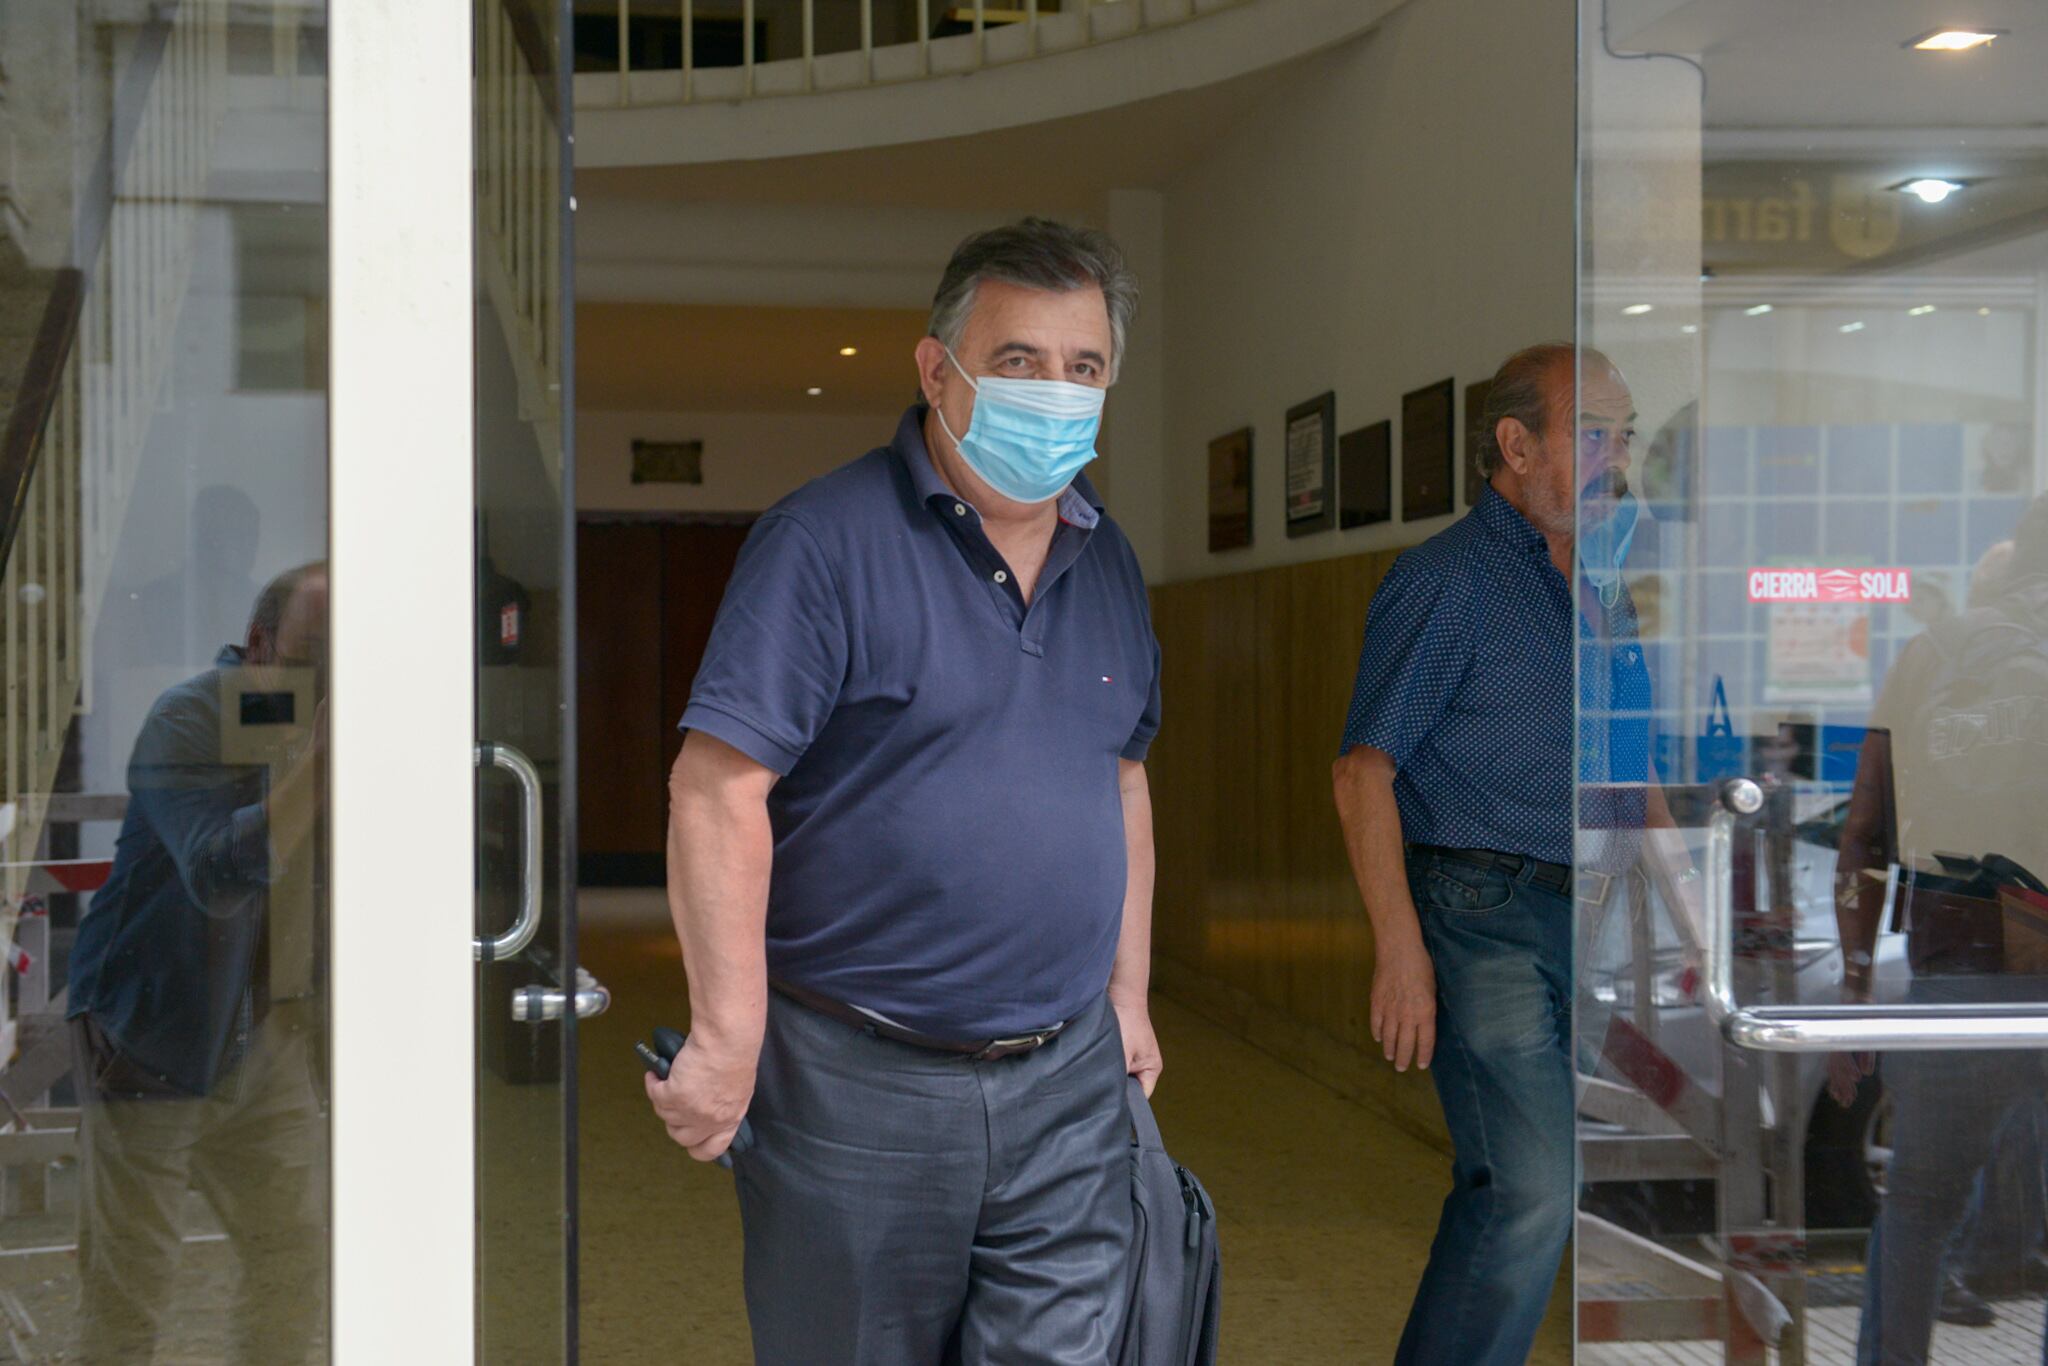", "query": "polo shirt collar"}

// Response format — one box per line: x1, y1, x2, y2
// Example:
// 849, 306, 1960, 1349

1474, 482, 1550, 559
891, 405, 1103, 531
